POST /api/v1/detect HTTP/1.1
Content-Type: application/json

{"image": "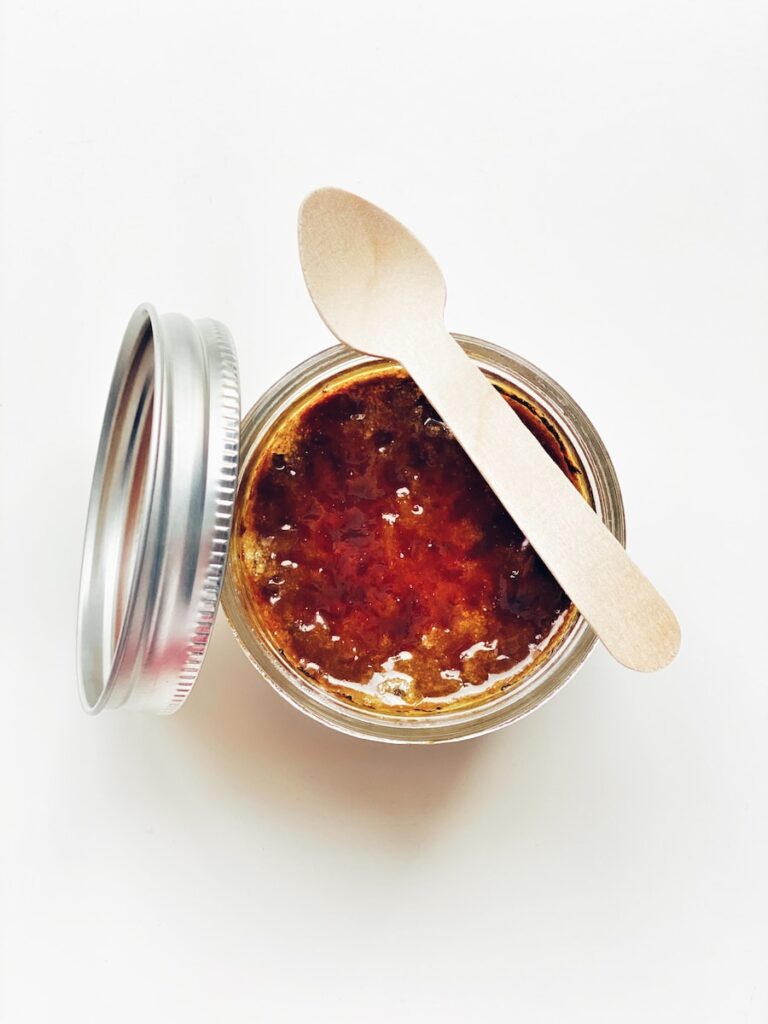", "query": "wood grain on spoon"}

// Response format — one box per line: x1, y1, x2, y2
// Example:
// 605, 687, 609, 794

297, 187, 680, 672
